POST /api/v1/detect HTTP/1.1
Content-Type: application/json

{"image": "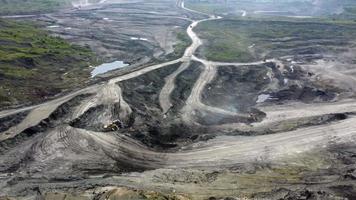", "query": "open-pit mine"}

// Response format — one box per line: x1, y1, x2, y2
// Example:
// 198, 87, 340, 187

1, 0, 356, 199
